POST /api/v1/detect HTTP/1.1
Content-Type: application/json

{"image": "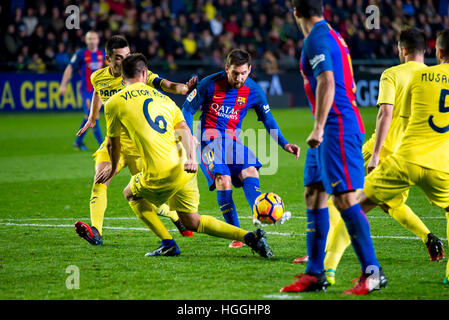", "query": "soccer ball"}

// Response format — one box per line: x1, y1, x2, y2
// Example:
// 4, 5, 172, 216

253, 192, 285, 224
